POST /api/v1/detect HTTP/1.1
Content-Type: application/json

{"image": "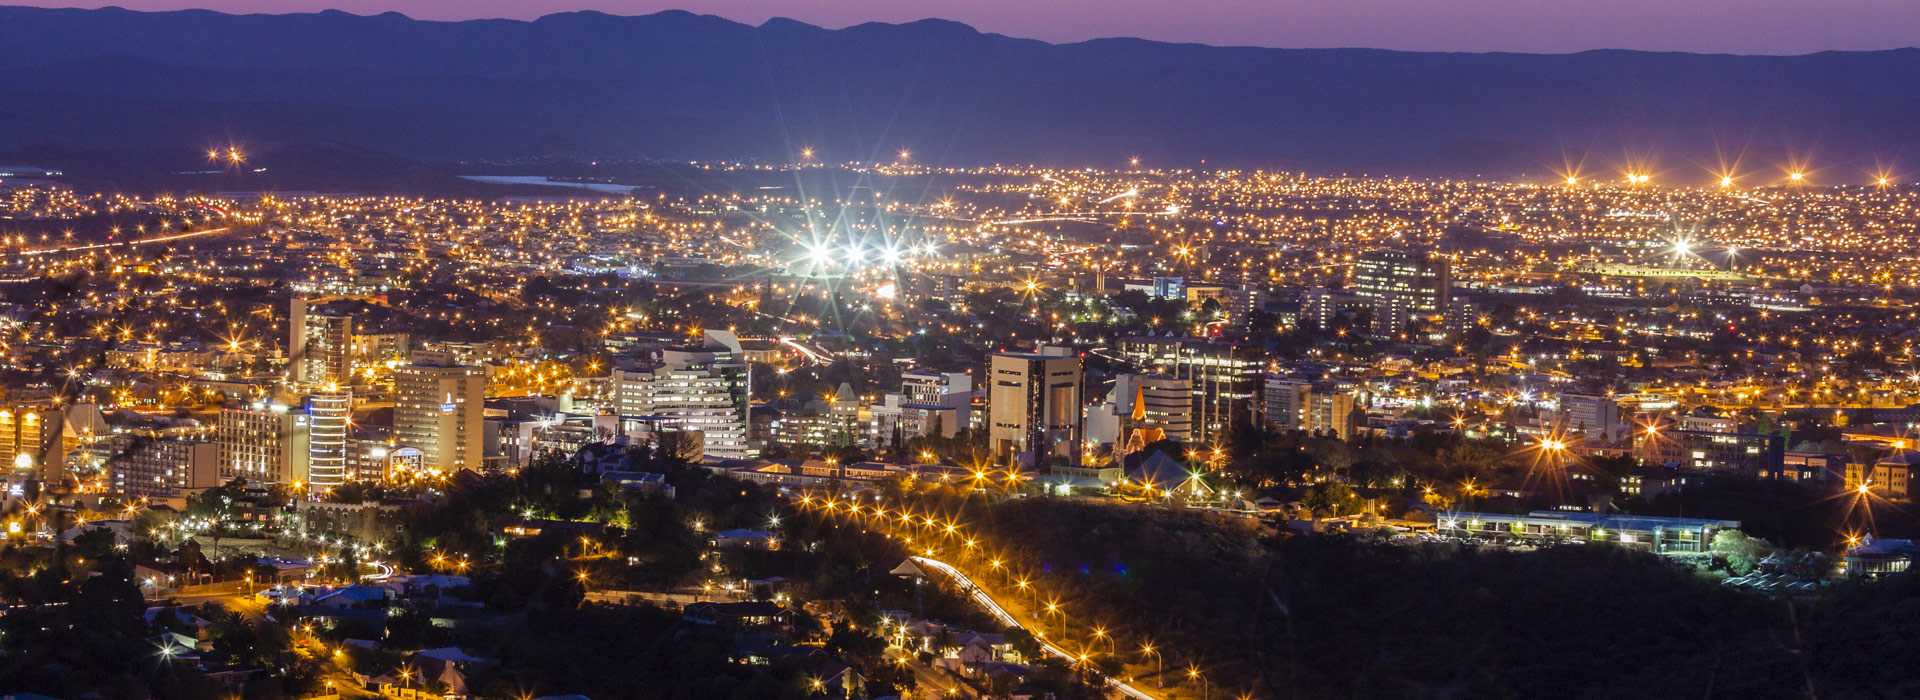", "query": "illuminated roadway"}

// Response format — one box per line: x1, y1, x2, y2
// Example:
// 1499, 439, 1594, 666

909, 555, 1158, 700
18, 226, 234, 257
